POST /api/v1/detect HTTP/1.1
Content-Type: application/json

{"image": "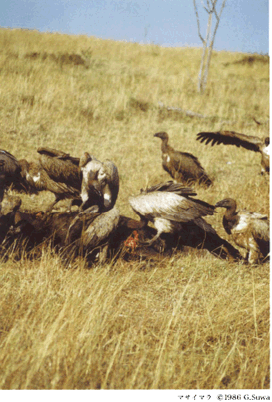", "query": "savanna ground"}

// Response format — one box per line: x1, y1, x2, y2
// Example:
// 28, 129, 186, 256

0, 28, 269, 390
